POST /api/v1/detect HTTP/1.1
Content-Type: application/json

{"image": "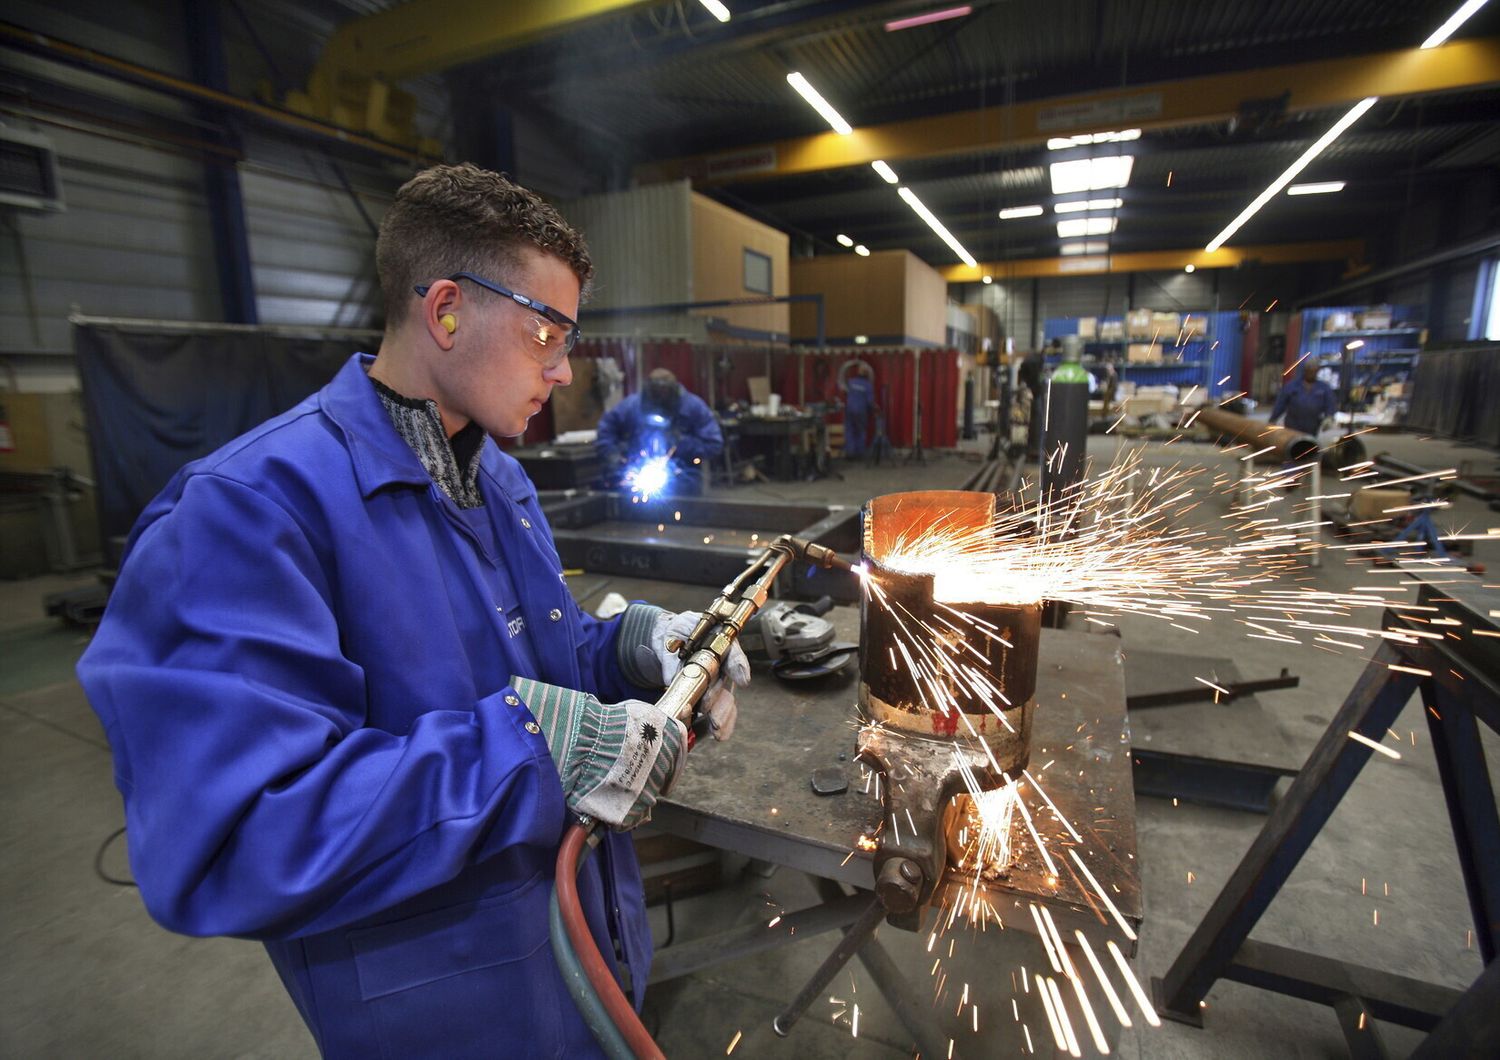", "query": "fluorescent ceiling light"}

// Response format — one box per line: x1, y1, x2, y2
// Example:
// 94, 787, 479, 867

1046, 129, 1141, 150
697, 0, 731, 22
1184, 264, 1196, 273
998, 204, 1044, 219
1057, 217, 1118, 238
854, 244, 871, 256
897, 186, 978, 267
1054, 197, 1123, 214
886, 5, 972, 31
854, 335, 869, 344
982, 275, 993, 284
1422, 0, 1491, 47
1287, 181, 1346, 195
786, 72, 853, 135
1205, 97, 1376, 251
871, 159, 900, 184
1050, 155, 1134, 194
836, 233, 854, 247
1060, 241, 1110, 256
